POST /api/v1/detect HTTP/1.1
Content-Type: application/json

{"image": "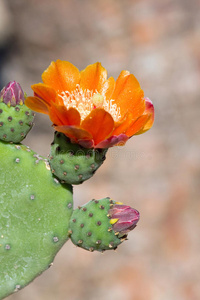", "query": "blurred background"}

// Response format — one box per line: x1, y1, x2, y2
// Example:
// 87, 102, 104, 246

1, 0, 200, 299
